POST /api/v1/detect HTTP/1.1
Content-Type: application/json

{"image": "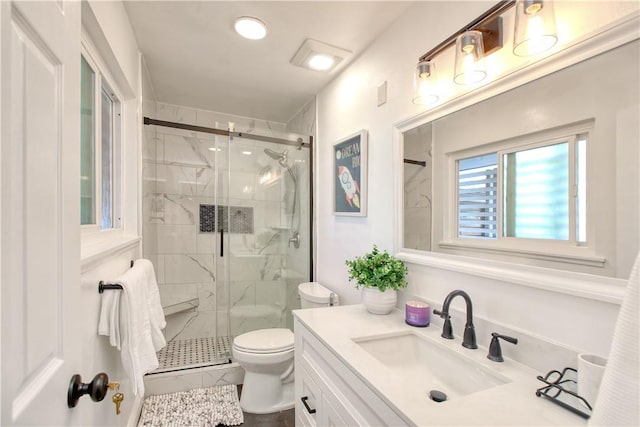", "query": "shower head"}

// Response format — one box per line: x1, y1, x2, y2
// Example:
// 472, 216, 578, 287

264, 148, 290, 168
264, 148, 286, 161
264, 148, 296, 183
